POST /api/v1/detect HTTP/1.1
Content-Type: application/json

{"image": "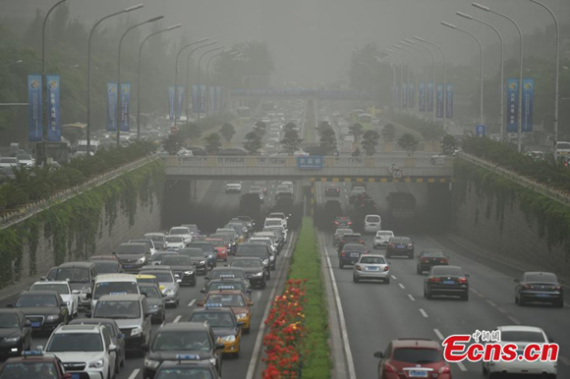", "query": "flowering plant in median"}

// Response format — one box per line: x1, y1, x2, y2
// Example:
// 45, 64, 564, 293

262, 279, 307, 378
